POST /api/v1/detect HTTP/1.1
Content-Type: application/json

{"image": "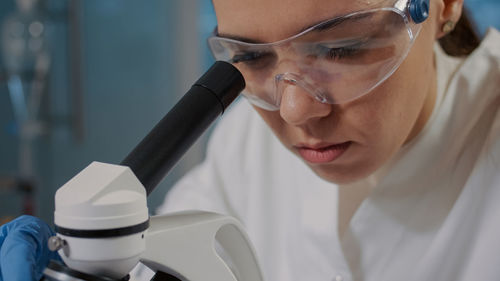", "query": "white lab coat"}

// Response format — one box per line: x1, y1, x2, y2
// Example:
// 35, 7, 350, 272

140, 28, 500, 281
